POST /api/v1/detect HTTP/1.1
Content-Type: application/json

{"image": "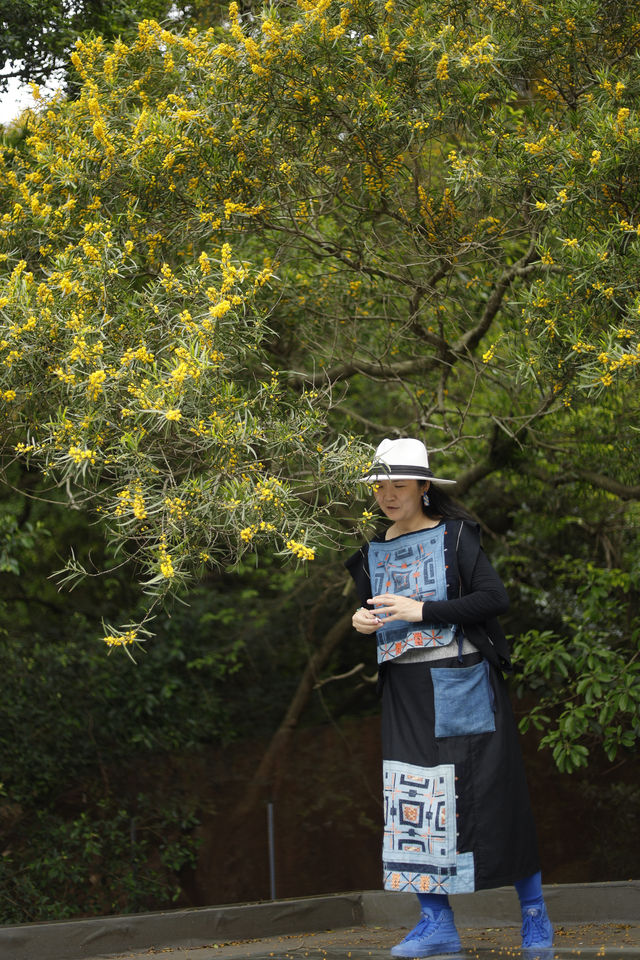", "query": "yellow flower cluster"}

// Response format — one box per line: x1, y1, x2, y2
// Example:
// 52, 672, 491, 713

164, 496, 189, 519
240, 520, 278, 543
159, 550, 175, 578
87, 369, 106, 400
435, 54, 449, 81
103, 629, 139, 647
68, 445, 97, 465
256, 477, 283, 503
285, 538, 315, 561
115, 480, 147, 520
